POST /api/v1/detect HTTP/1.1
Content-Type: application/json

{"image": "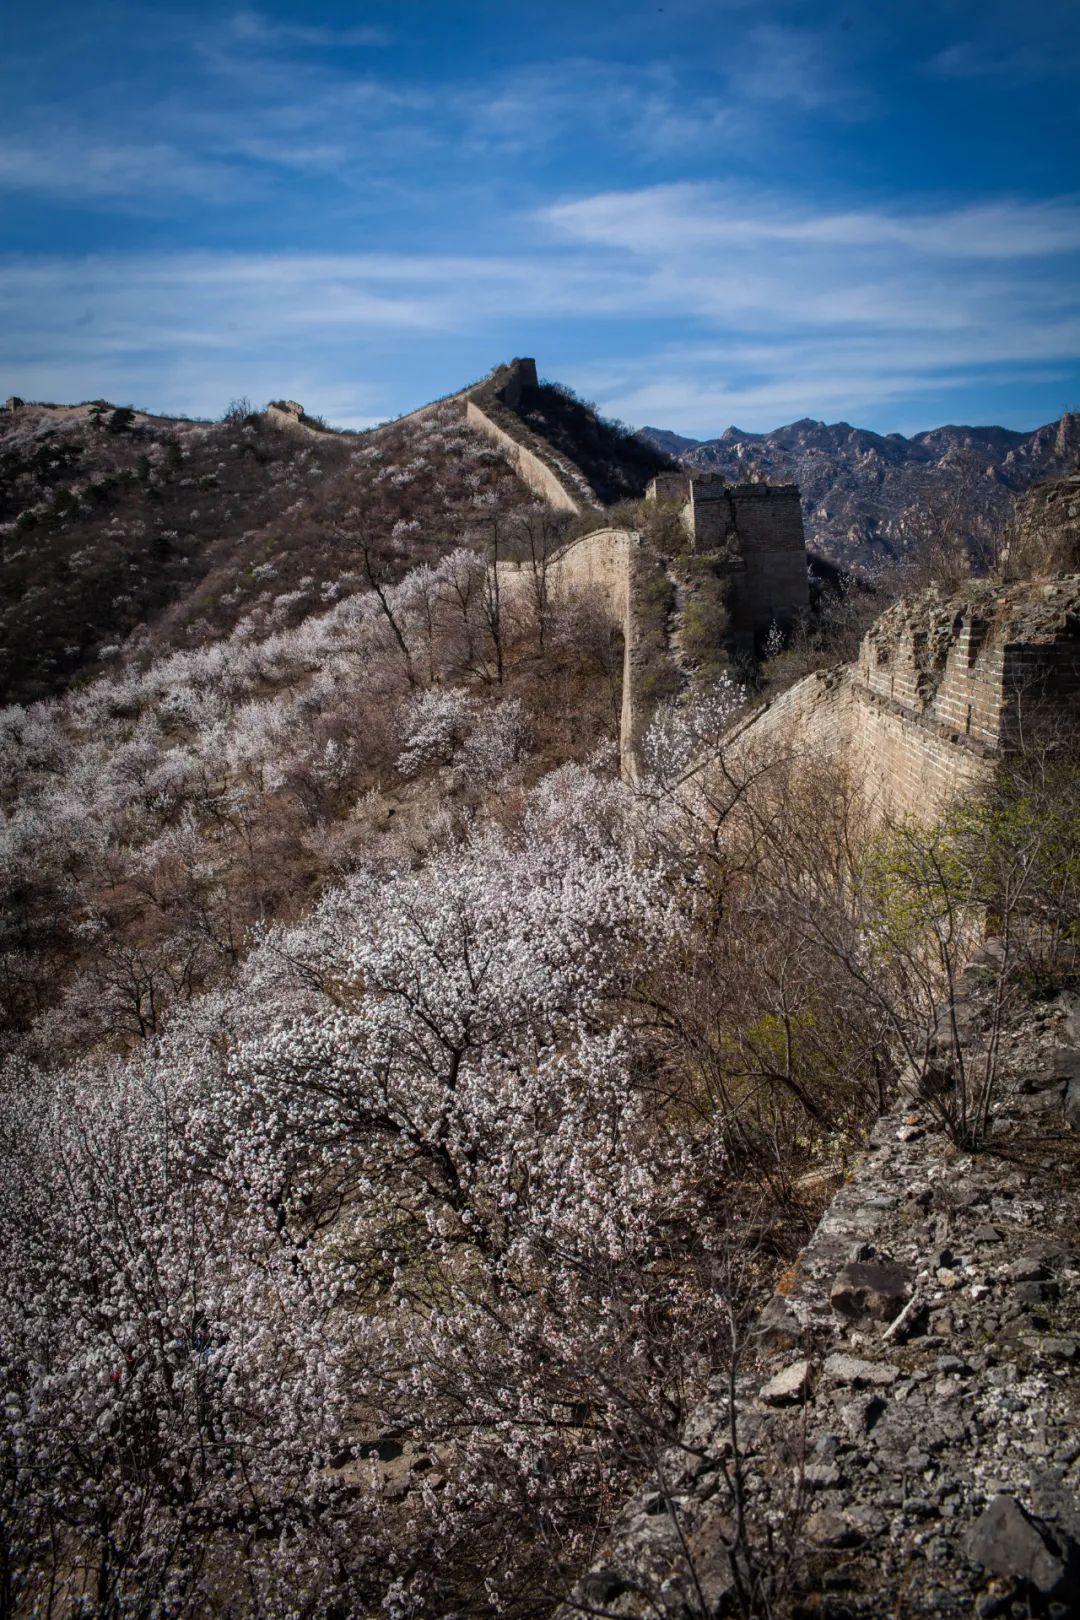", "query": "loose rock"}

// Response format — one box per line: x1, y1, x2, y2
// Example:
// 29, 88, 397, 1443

806, 1509, 864, 1548
966, 1494, 1069, 1596
830, 1258, 912, 1321
823, 1354, 900, 1388
1065, 1076, 1080, 1131
1009, 1256, 1049, 1282
759, 1359, 814, 1406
